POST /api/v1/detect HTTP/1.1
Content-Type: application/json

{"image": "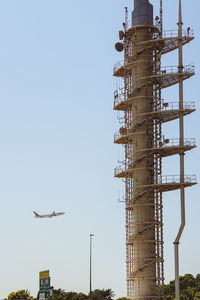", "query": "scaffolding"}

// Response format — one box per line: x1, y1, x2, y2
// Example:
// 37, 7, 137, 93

113, 4, 196, 299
